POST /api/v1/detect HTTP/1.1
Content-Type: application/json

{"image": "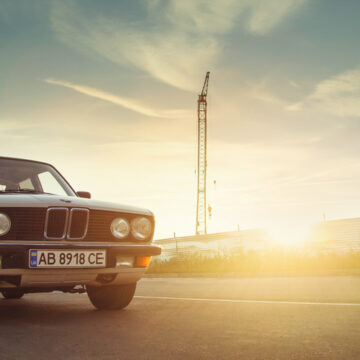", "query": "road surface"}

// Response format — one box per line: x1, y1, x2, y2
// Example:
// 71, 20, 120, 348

0, 276, 359, 359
